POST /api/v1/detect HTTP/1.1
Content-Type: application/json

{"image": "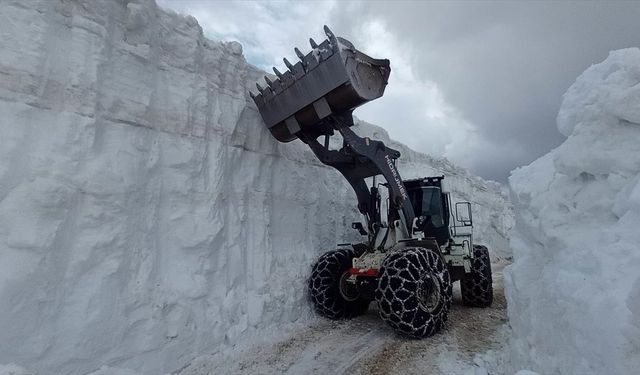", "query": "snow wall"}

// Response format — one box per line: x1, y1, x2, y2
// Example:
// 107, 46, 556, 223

506, 48, 640, 375
0, 1, 512, 374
